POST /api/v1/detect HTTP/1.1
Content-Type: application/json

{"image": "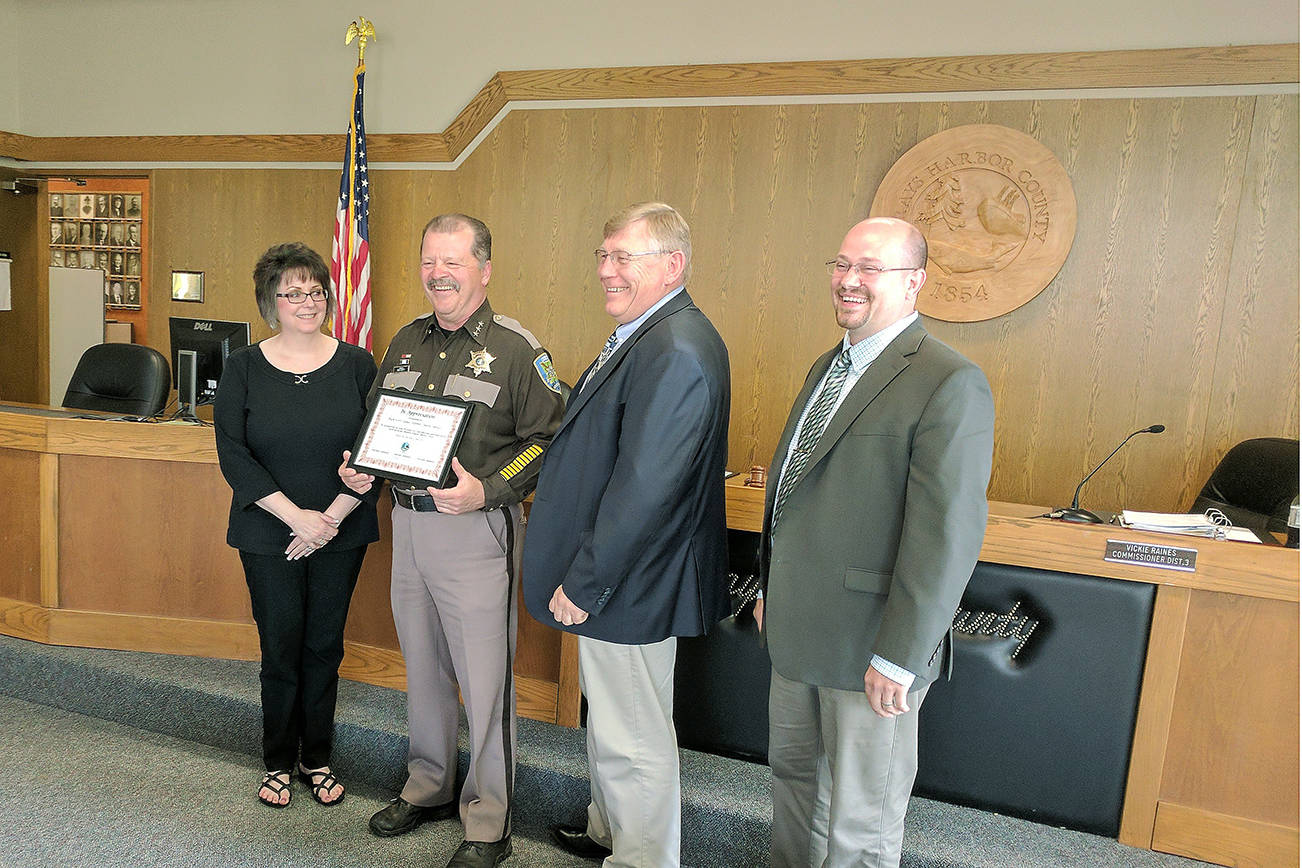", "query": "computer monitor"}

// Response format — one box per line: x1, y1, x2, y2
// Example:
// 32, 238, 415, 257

168, 317, 250, 411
